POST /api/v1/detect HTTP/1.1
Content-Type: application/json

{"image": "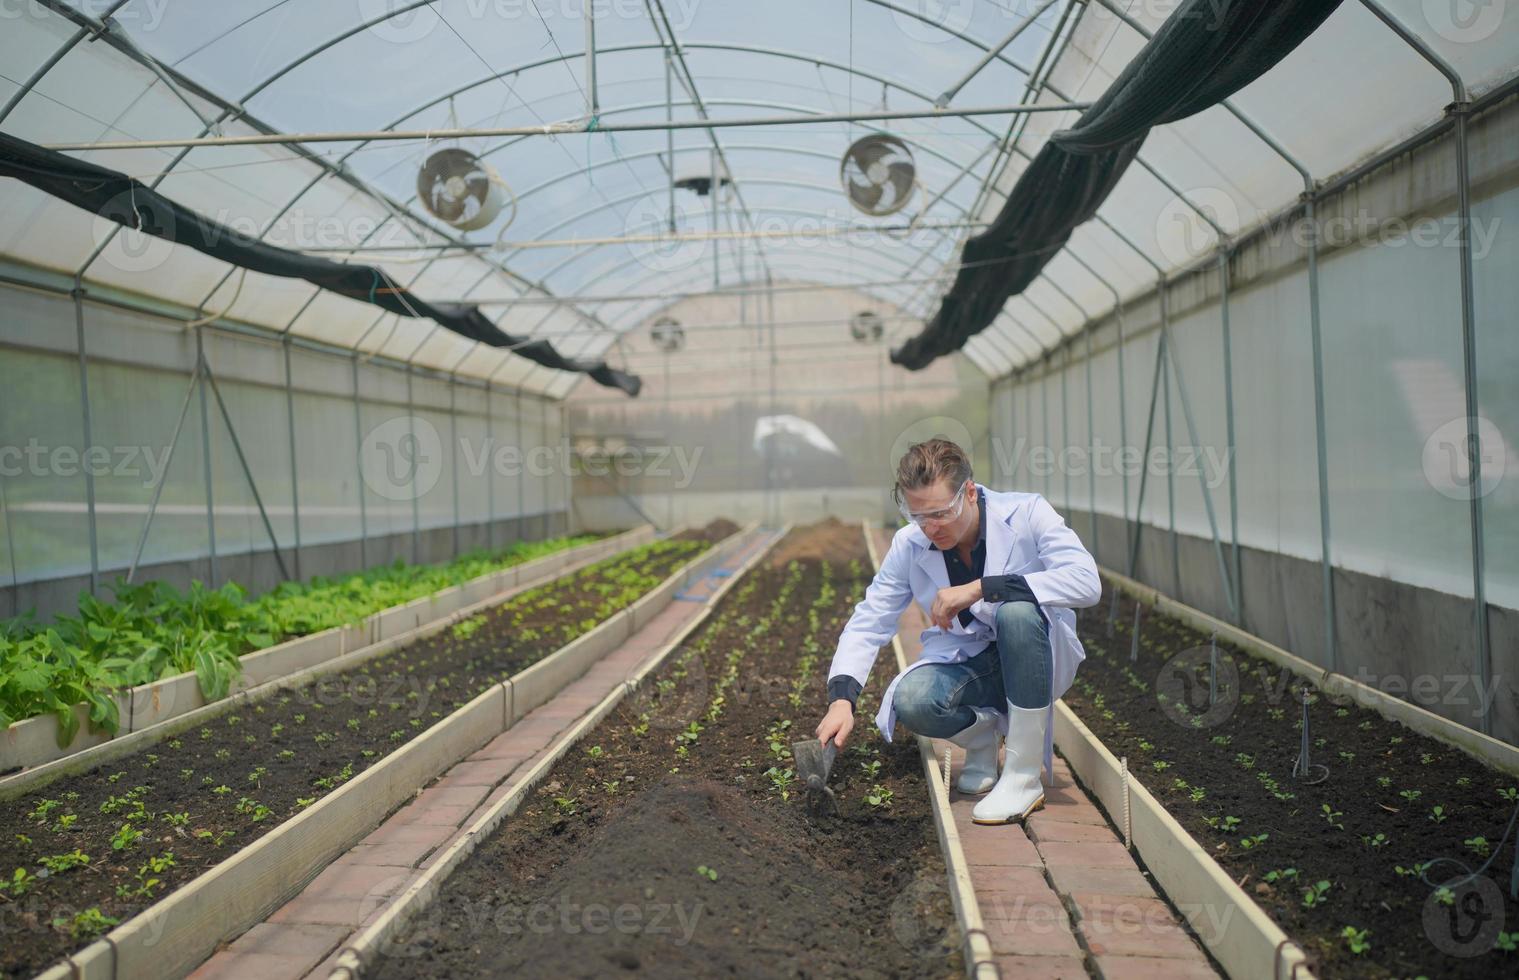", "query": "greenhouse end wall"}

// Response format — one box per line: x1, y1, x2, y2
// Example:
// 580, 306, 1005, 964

0, 283, 570, 622
986, 91, 1519, 746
